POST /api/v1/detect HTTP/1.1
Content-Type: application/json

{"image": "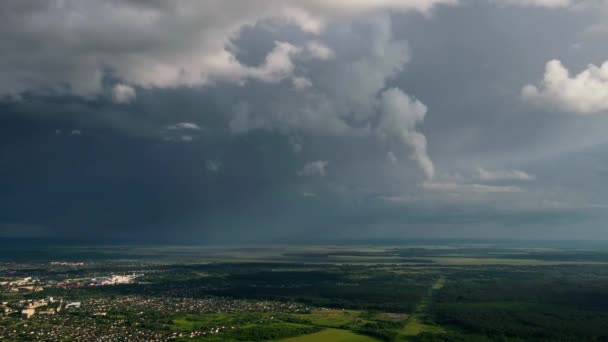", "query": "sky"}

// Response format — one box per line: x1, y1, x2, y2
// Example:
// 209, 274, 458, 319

2, 0, 608, 243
